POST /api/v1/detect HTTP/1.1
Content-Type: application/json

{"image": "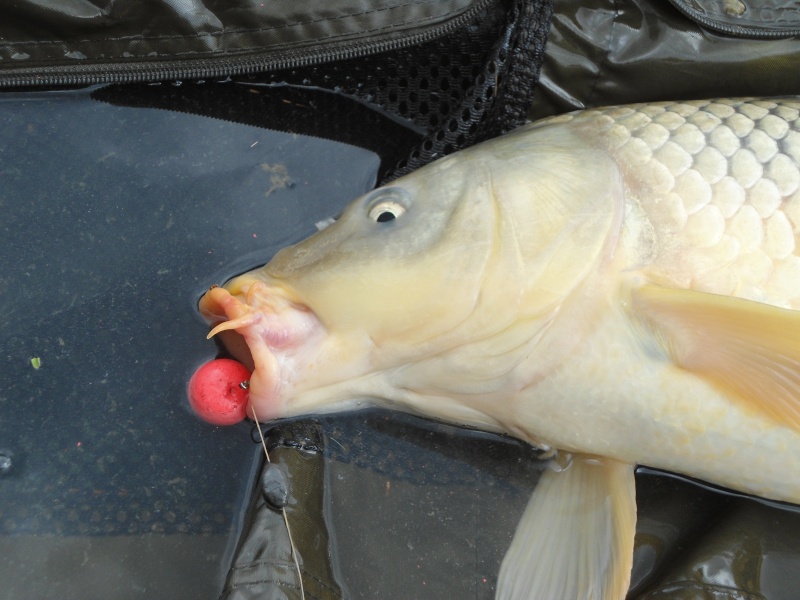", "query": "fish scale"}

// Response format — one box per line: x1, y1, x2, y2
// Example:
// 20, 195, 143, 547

545, 98, 800, 307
